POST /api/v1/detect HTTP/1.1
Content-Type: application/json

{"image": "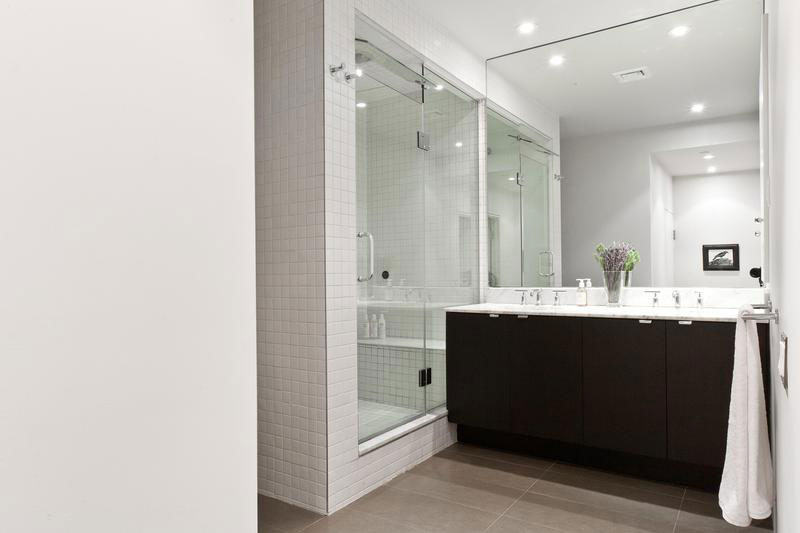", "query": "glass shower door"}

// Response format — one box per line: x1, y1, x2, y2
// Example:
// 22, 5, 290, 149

521, 150, 553, 287
422, 68, 479, 412
355, 44, 427, 443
